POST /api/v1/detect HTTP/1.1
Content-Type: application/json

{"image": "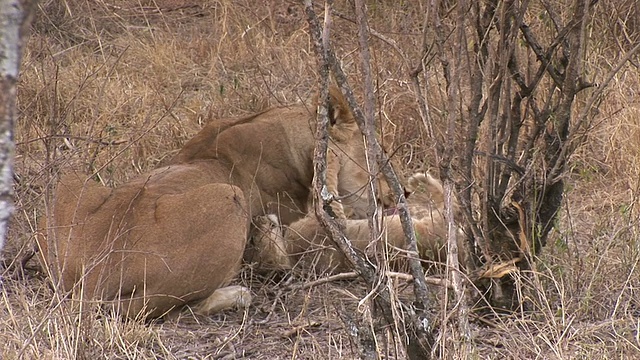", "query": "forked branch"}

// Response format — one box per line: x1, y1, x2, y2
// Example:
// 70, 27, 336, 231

302, 0, 435, 358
